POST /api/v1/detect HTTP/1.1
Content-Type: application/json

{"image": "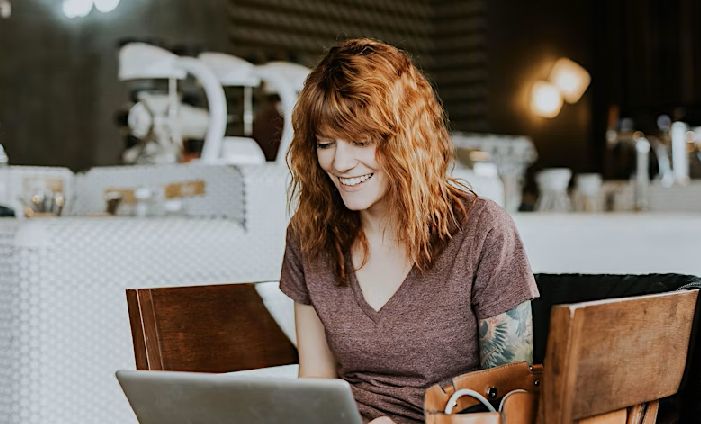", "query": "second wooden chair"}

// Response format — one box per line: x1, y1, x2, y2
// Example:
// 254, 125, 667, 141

126, 283, 298, 373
